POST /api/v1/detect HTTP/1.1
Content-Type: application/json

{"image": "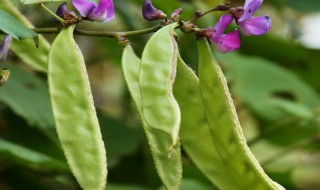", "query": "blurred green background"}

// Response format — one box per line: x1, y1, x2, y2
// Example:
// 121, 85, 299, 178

1, 0, 320, 189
